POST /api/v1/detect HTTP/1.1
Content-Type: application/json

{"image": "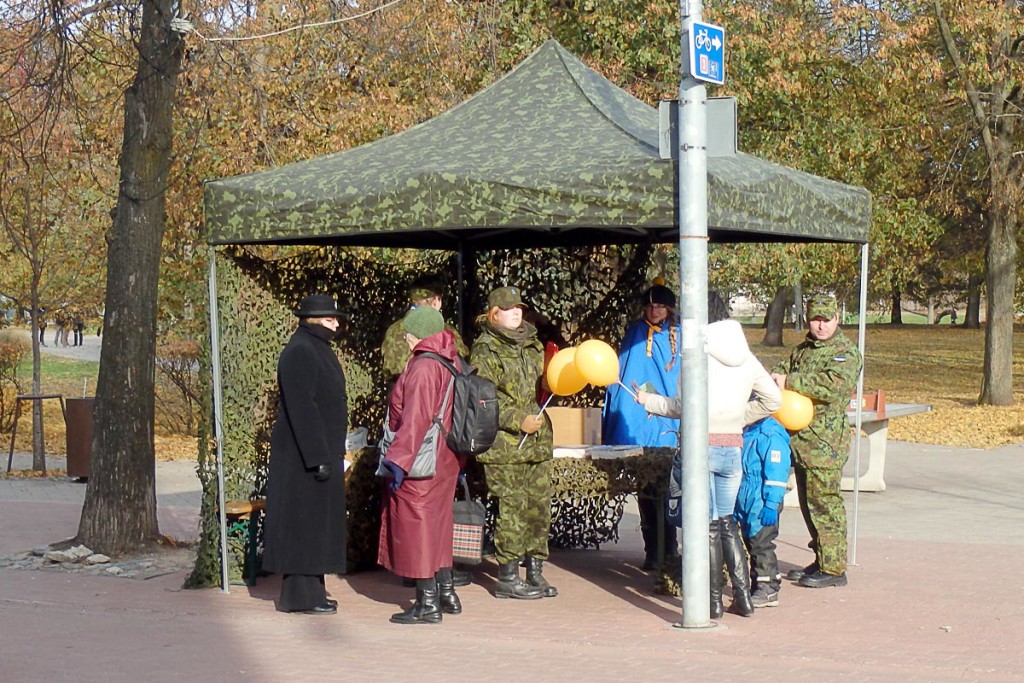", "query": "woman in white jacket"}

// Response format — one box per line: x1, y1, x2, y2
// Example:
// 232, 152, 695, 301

635, 312, 781, 618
